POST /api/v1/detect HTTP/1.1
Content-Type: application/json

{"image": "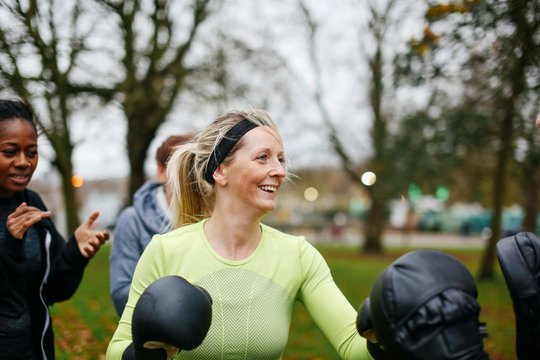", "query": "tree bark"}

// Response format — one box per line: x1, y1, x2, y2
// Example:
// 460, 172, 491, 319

522, 170, 539, 232
52, 149, 79, 235
478, 0, 531, 279
364, 190, 384, 252
478, 111, 512, 279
